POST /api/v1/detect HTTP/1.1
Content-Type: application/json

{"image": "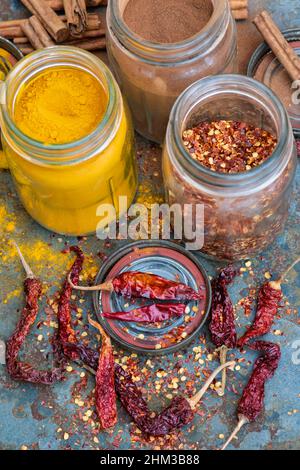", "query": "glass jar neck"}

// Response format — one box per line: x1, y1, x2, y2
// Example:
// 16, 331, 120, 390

166, 74, 293, 192
108, 0, 232, 64
0, 46, 122, 166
